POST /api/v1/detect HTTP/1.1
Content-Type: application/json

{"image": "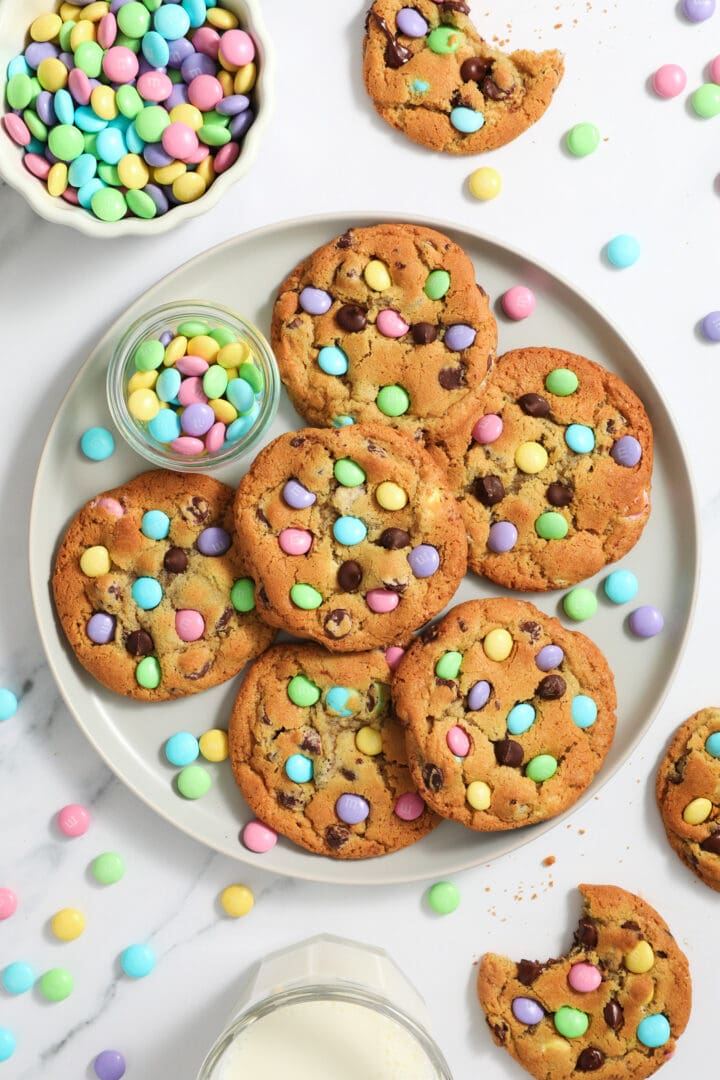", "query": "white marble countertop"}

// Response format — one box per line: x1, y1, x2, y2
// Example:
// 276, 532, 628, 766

2, 1, 720, 1077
